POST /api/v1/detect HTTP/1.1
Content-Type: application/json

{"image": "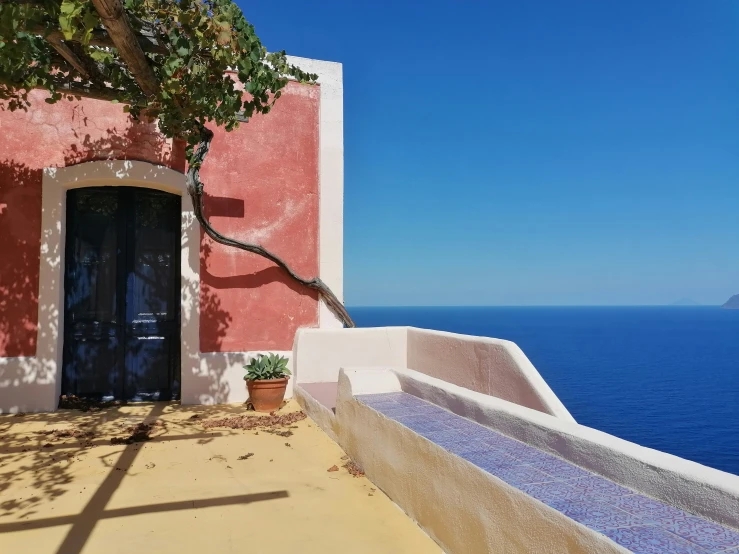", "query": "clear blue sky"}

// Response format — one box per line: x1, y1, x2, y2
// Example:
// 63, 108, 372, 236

241, 0, 739, 306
